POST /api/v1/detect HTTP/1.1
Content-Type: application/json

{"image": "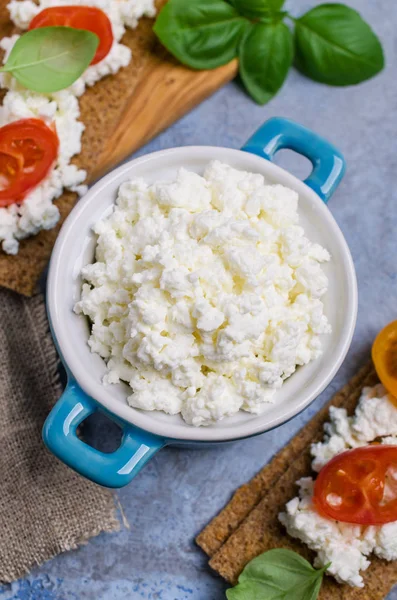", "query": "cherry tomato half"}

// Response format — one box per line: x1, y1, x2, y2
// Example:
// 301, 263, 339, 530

0, 118, 59, 207
313, 445, 397, 525
29, 6, 113, 65
372, 321, 397, 398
